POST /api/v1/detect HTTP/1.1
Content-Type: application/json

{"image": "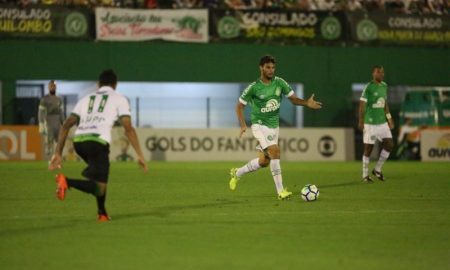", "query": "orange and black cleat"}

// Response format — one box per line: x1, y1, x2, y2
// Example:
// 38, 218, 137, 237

55, 174, 68, 200
97, 214, 111, 222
